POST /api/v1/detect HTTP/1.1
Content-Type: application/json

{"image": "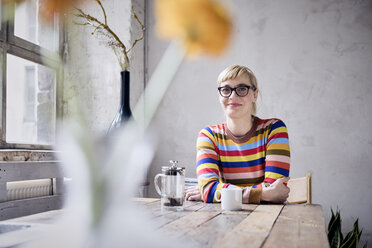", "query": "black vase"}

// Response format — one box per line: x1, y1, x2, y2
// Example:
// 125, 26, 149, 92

108, 71, 132, 133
